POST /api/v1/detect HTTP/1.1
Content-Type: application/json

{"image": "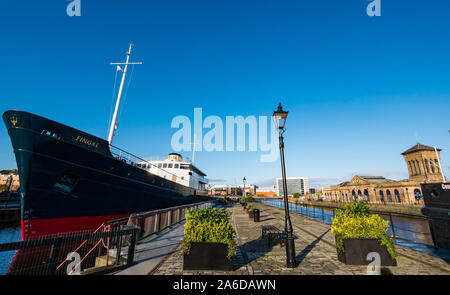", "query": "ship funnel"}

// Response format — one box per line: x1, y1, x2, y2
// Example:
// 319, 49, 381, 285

168, 153, 182, 161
